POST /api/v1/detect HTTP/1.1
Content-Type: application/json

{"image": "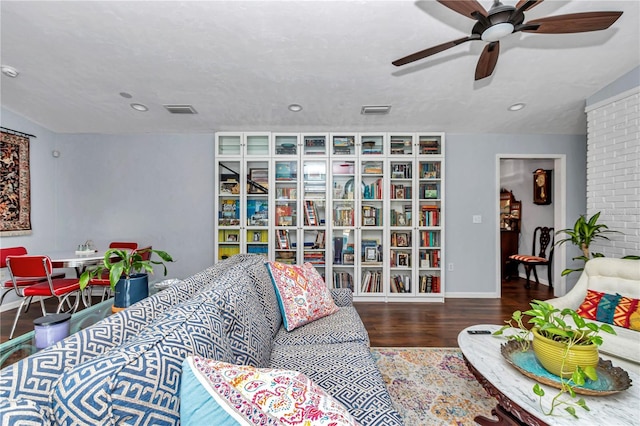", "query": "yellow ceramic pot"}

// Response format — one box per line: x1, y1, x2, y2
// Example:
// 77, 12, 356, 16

532, 327, 599, 378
